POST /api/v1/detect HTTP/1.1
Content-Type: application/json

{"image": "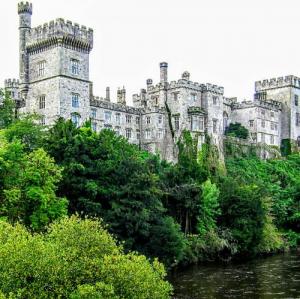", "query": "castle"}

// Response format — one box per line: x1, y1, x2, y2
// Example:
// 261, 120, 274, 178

4, 2, 300, 161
